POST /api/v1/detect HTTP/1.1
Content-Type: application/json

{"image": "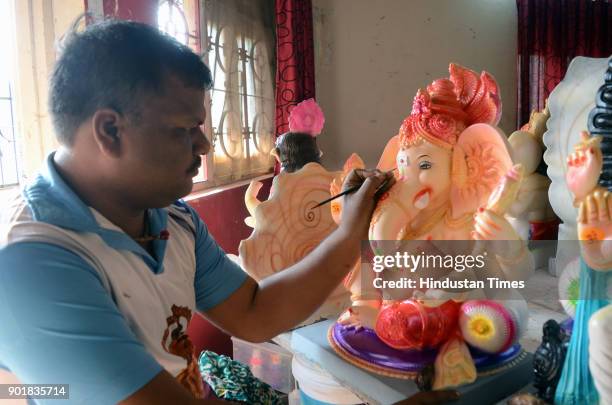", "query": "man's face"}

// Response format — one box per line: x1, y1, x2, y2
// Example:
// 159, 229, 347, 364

115, 75, 210, 208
